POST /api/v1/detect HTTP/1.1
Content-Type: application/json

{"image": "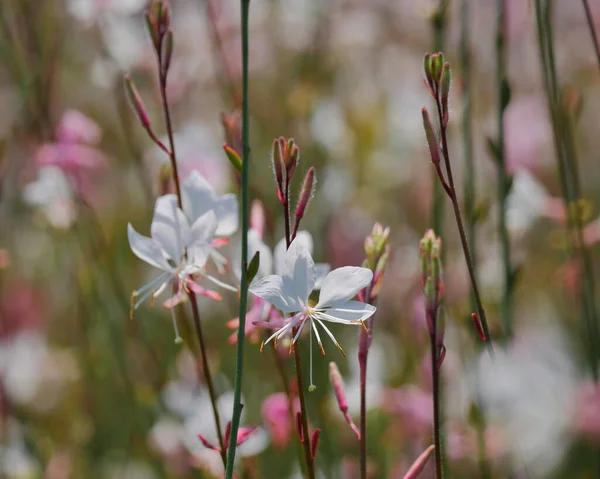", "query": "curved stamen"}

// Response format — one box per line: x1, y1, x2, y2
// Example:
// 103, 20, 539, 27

315, 318, 346, 357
